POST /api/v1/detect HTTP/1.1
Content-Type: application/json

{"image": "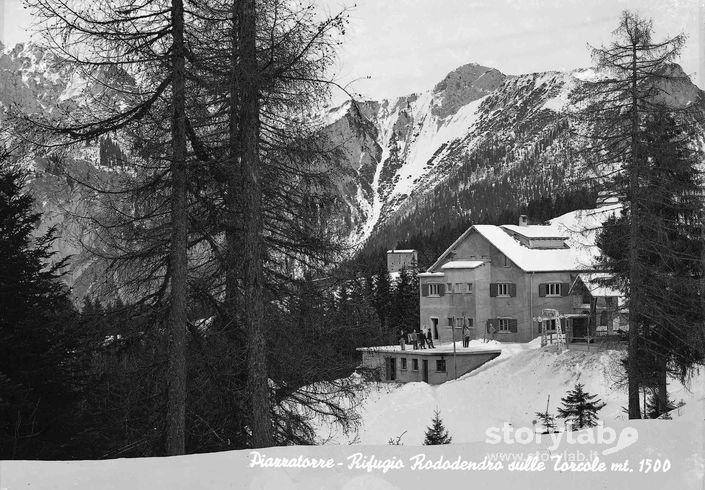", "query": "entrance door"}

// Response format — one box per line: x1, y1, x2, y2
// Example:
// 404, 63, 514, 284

572, 317, 588, 339
389, 358, 396, 381
431, 318, 439, 340
422, 359, 429, 383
